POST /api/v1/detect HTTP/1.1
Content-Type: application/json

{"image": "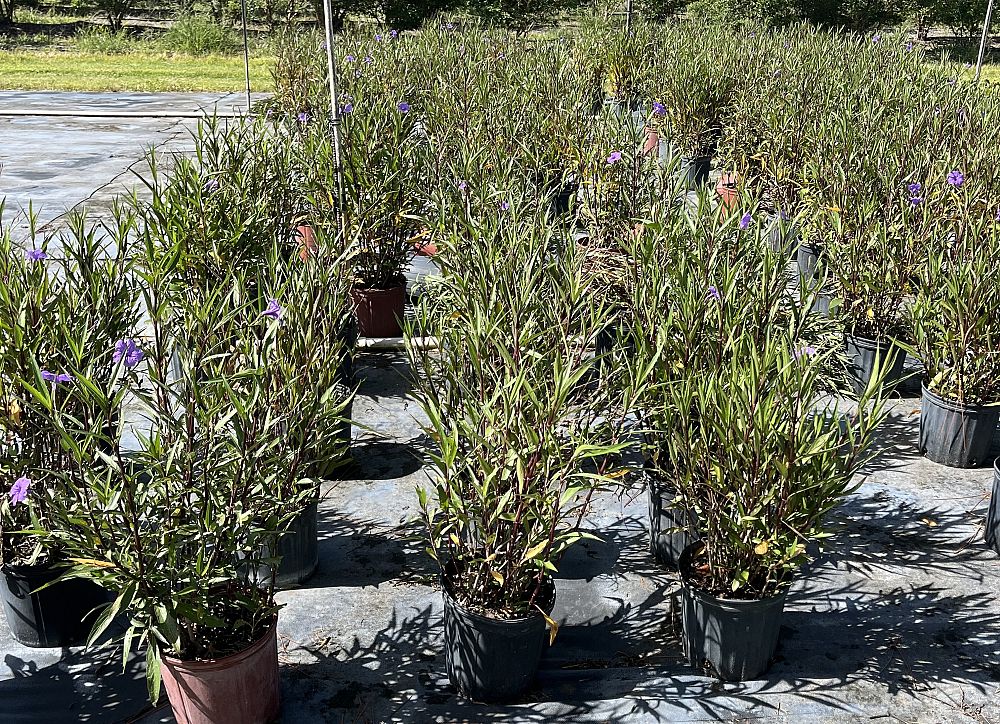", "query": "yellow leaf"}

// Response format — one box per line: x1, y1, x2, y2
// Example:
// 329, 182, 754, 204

539, 608, 560, 646
754, 541, 769, 555
491, 571, 504, 586
449, 533, 461, 546
523, 541, 548, 562
8, 400, 21, 426
921, 517, 938, 527
68, 557, 115, 568
866, 308, 875, 320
